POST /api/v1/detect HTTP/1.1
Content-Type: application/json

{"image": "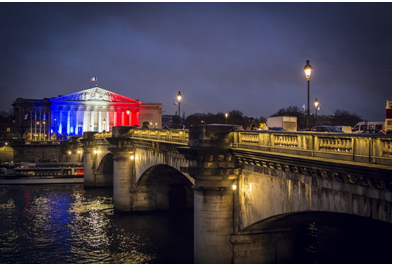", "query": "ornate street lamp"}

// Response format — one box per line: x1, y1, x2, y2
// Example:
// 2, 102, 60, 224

304, 60, 313, 130
314, 98, 319, 126
225, 113, 228, 124
176, 91, 182, 118
103, 119, 106, 132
